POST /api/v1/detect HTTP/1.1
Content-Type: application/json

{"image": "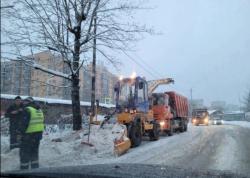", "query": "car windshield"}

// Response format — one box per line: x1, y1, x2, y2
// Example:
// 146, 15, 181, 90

1, 0, 250, 177
117, 80, 135, 107
193, 110, 207, 116
213, 117, 222, 120
152, 94, 165, 106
